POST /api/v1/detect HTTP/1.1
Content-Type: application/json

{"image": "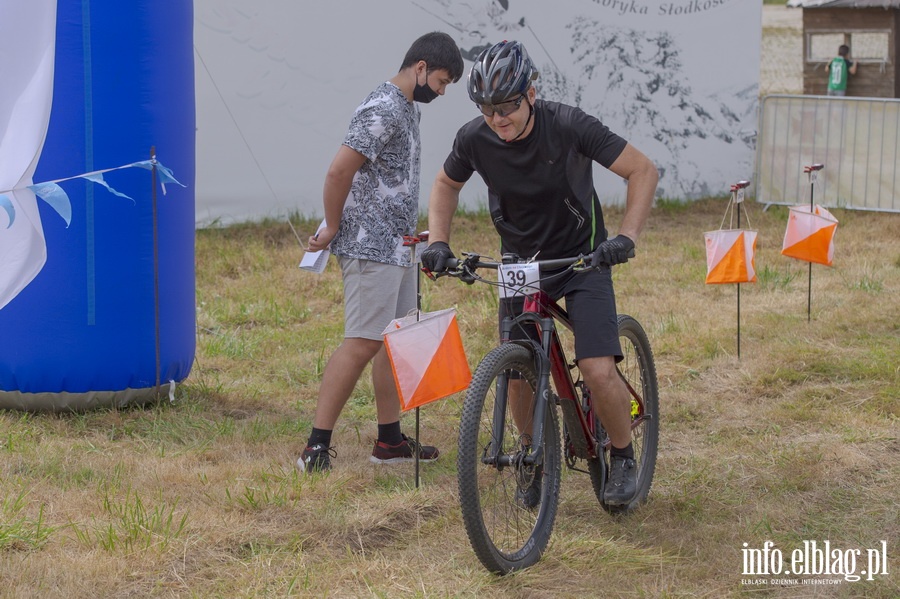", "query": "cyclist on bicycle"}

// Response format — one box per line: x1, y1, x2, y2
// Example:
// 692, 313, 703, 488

421, 40, 658, 505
